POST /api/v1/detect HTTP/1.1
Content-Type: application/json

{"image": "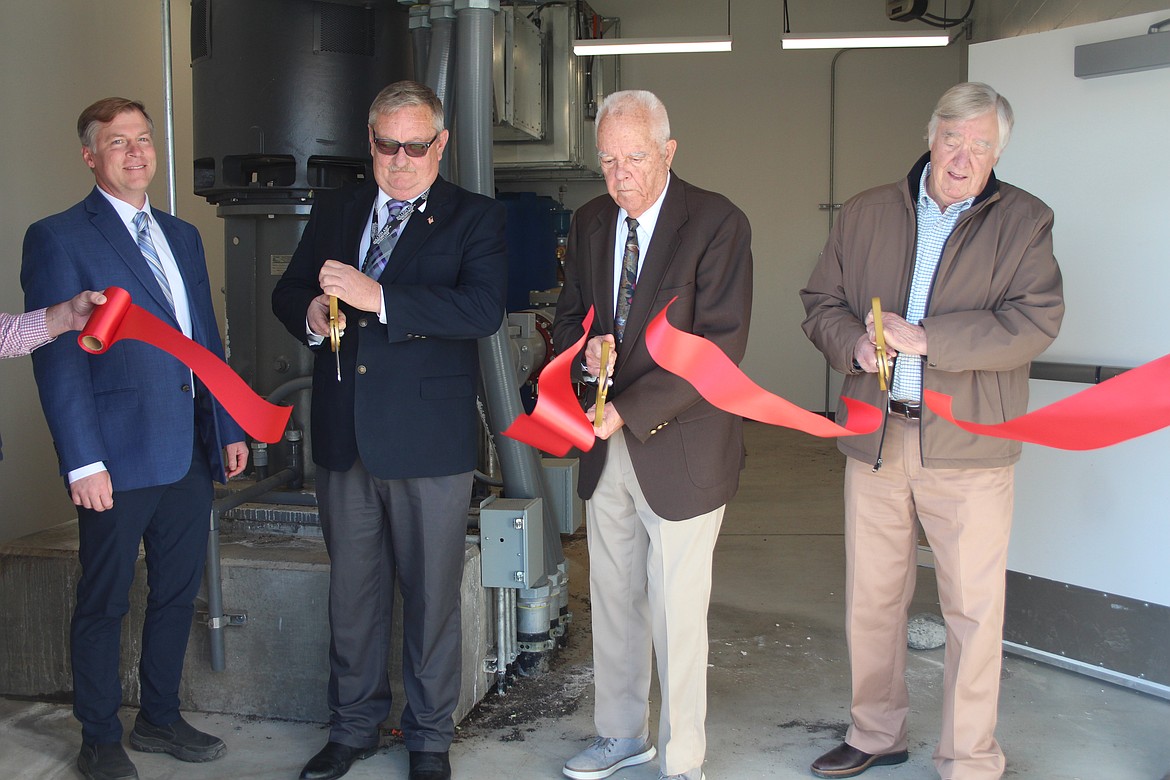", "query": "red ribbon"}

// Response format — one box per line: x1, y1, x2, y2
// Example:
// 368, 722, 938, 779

79, 286, 292, 443
646, 299, 883, 437
501, 307, 598, 457
923, 353, 1170, 450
